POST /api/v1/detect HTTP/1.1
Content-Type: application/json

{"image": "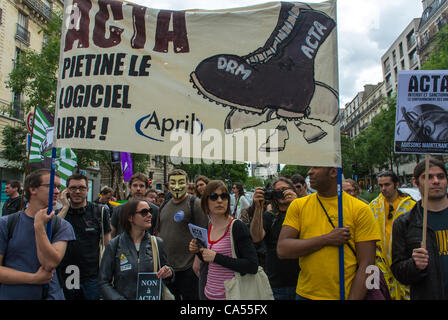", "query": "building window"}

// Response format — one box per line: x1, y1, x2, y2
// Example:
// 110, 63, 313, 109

16, 12, 30, 46
383, 58, 391, 74
406, 30, 416, 49
399, 43, 404, 58
409, 49, 418, 67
